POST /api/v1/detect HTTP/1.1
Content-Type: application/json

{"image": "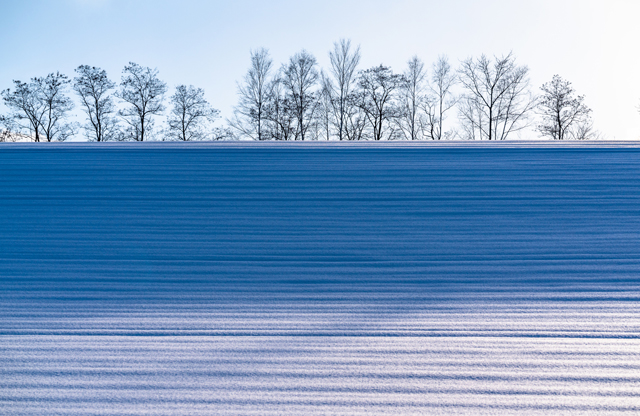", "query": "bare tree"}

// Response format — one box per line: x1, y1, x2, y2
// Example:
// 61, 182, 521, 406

38, 72, 76, 142
281, 50, 319, 141
1, 73, 75, 142
73, 65, 118, 142
458, 53, 536, 141
537, 75, 594, 140
397, 56, 427, 140
116, 62, 167, 141
166, 85, 222, 141
424, 56, 457, 140
229, 48, 273, 140
263, 77, 296, 141
1, 80, 46, 142
357, 65, 405, 141
328, 39, 361, 141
